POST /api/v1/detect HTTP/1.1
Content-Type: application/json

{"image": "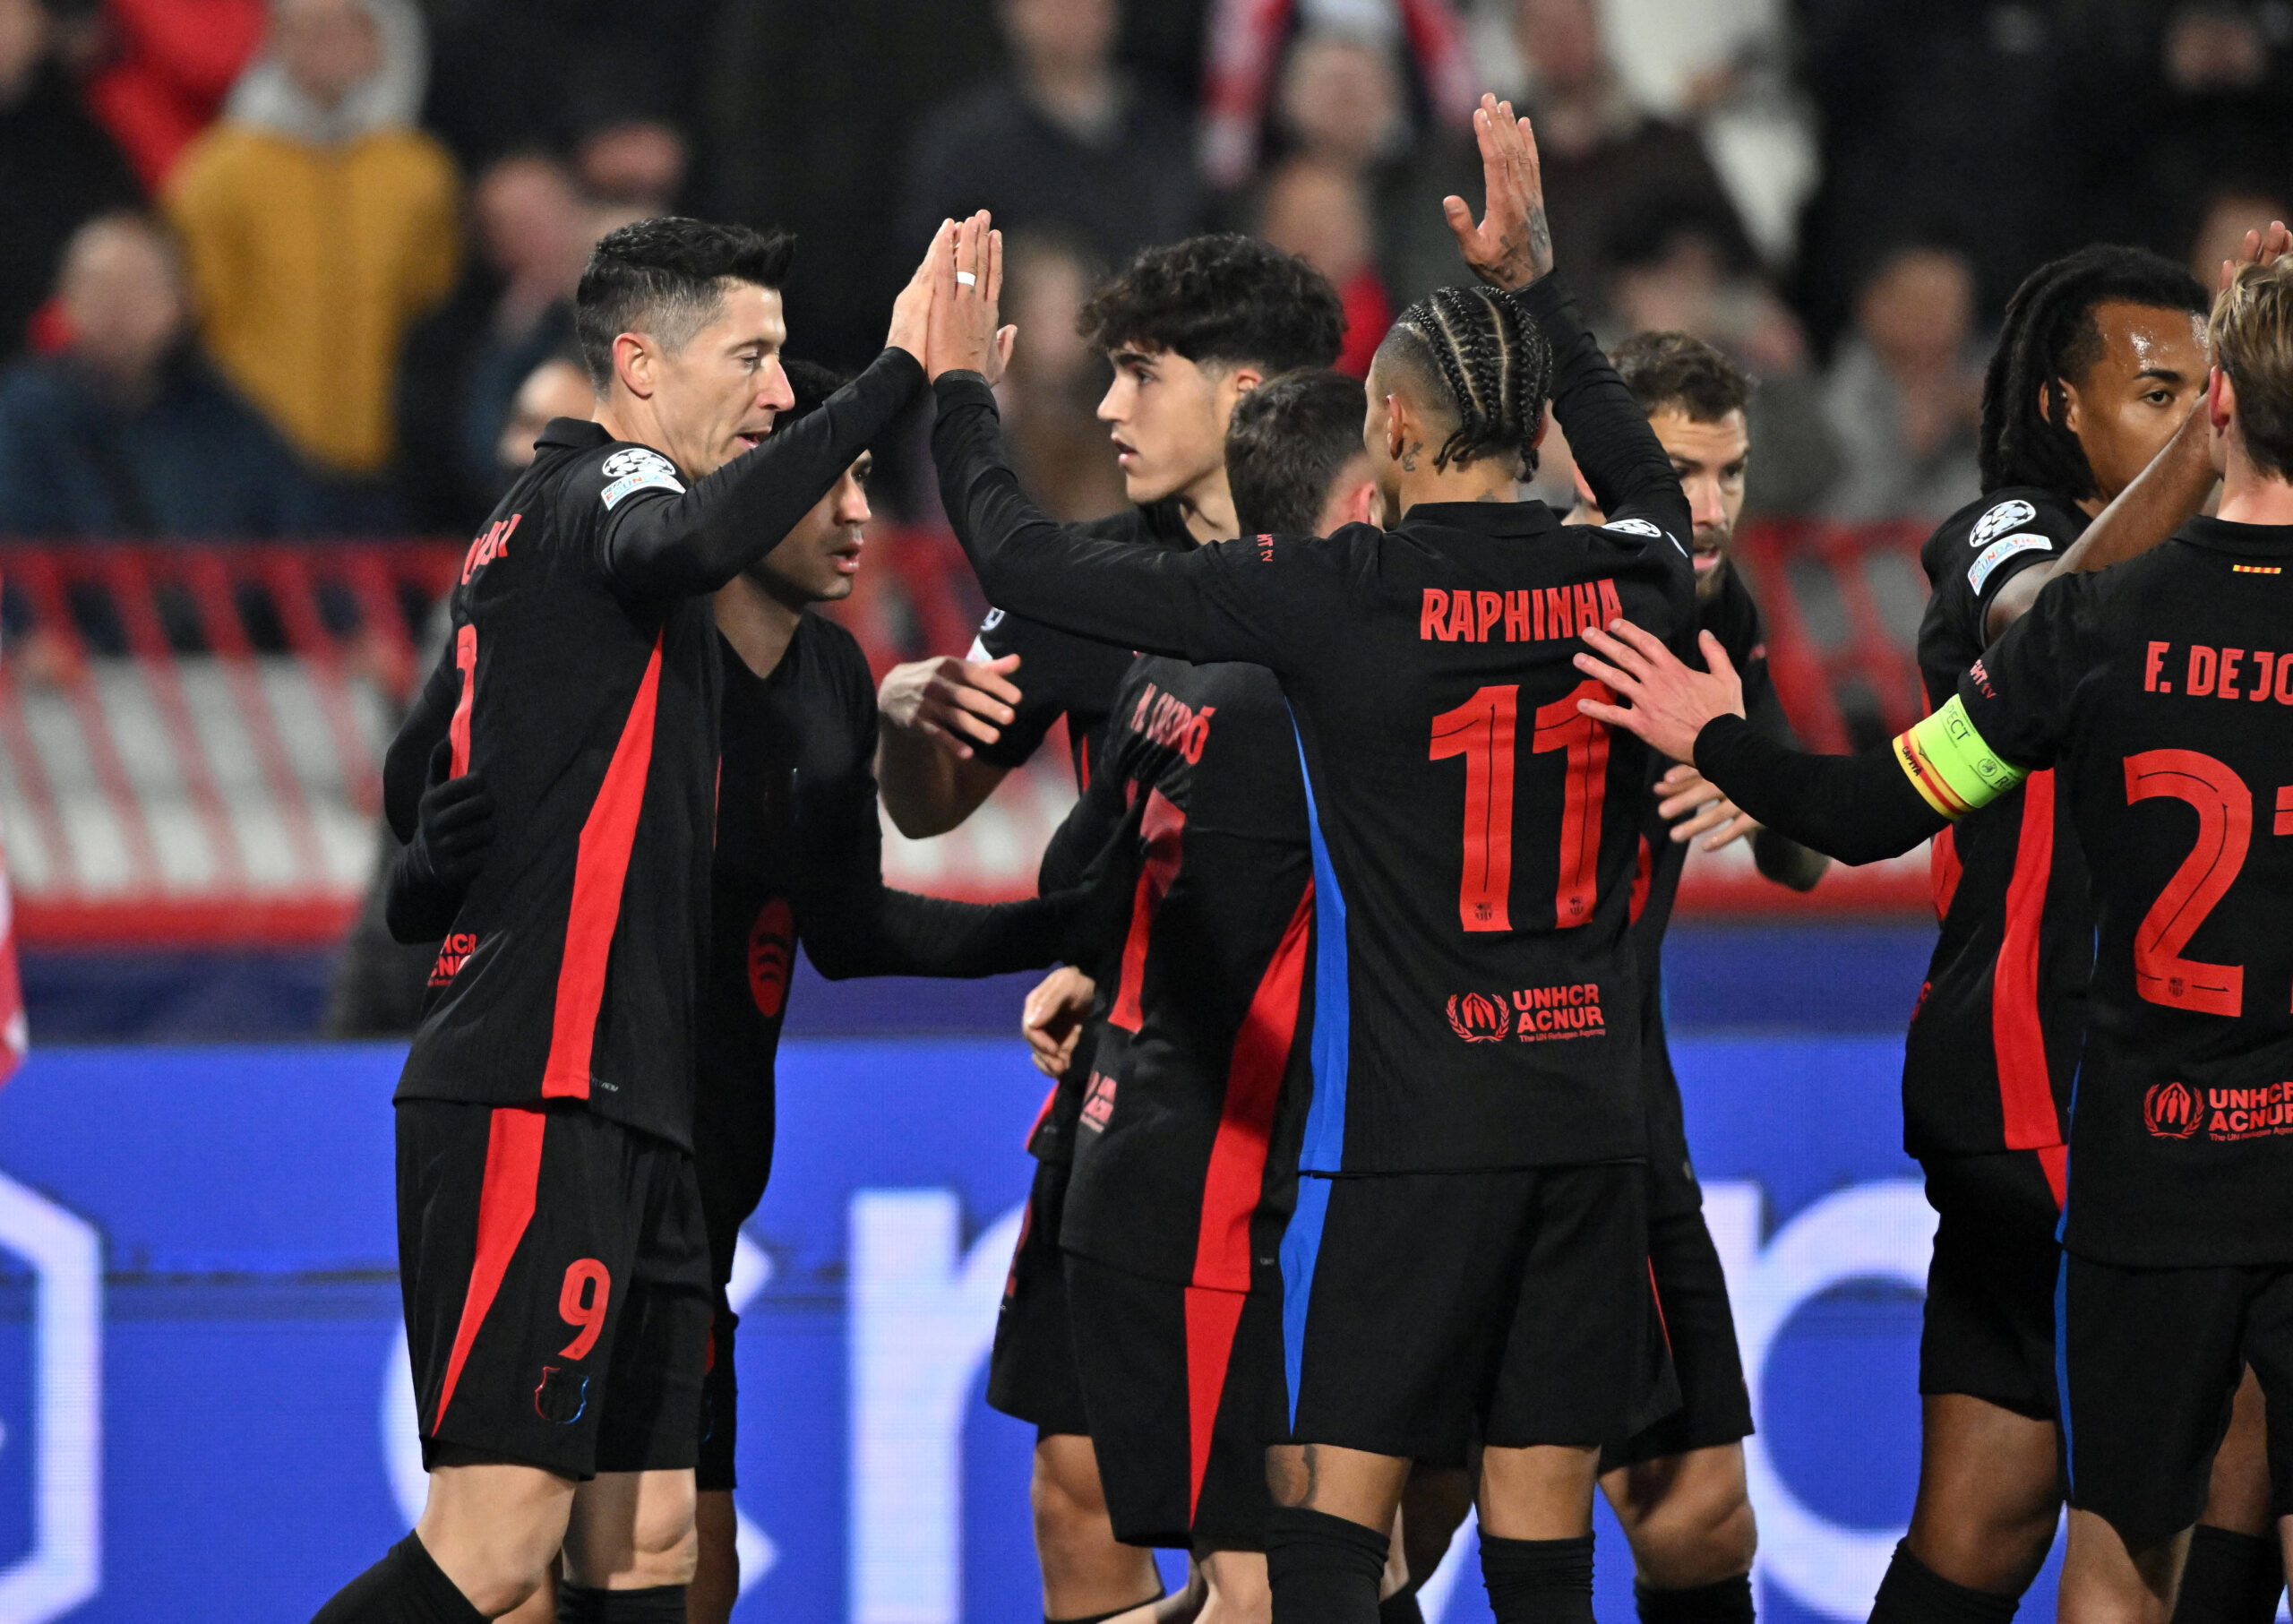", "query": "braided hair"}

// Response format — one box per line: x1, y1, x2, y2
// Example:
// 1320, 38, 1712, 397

1382, 285, 1556, 477
1979, 245, 2209, 499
